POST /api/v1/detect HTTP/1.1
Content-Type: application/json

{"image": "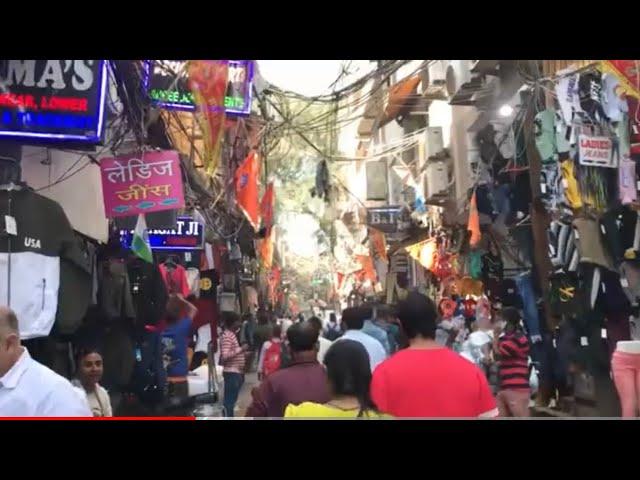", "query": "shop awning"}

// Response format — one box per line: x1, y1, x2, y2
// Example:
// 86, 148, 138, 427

379, 75, 422, 127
